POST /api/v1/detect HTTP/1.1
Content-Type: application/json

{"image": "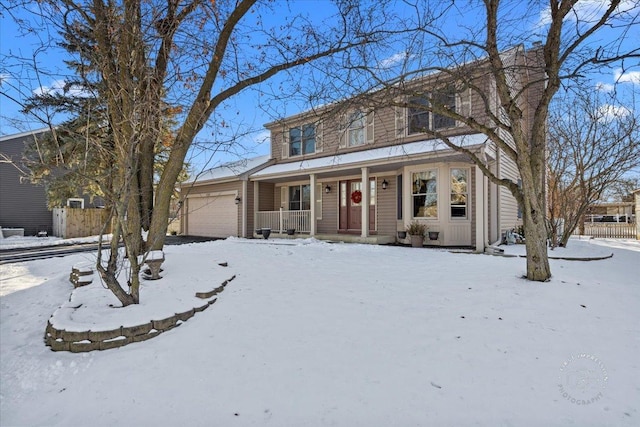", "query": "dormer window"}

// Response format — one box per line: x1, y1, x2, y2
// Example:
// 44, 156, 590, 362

289, 123, 315, 156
